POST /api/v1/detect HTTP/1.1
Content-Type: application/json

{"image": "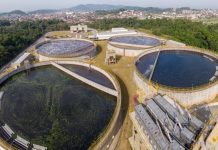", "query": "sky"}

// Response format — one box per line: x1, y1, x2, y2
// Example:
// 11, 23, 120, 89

1, 0, 218, 12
